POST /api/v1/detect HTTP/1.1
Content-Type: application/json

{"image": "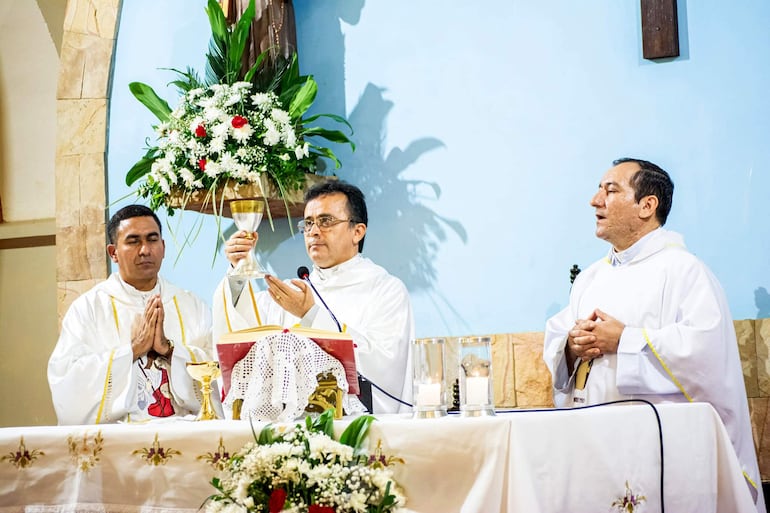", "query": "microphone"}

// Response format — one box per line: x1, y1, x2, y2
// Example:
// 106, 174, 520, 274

297, 266, 341, 332
296, 265, 375, 412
